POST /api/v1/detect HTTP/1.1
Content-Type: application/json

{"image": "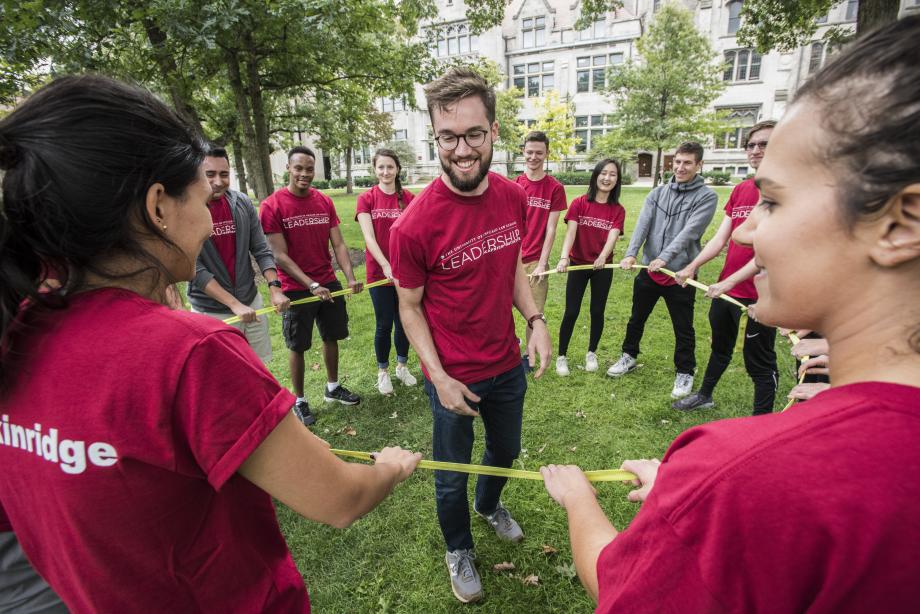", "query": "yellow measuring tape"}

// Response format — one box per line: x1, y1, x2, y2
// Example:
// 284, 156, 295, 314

330, 449, 637, 482
781, 332, 809, 412
223, 279, 391, 324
